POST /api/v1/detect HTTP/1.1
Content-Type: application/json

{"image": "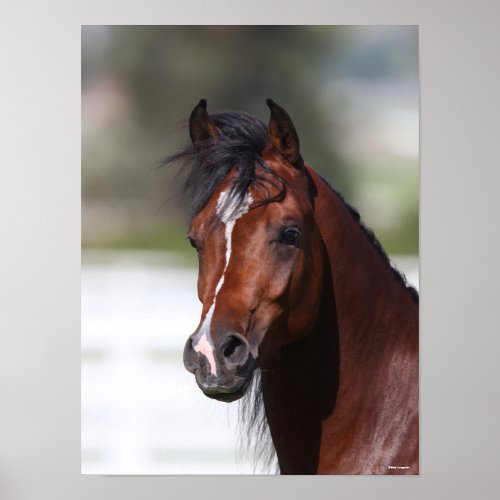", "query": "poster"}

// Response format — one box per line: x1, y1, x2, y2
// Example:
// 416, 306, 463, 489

82, 25, 419, 474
